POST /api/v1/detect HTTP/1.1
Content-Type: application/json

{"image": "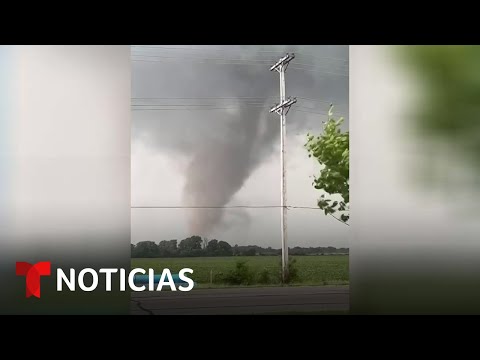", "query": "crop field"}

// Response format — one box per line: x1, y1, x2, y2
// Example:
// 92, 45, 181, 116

131, 255, 349, 287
